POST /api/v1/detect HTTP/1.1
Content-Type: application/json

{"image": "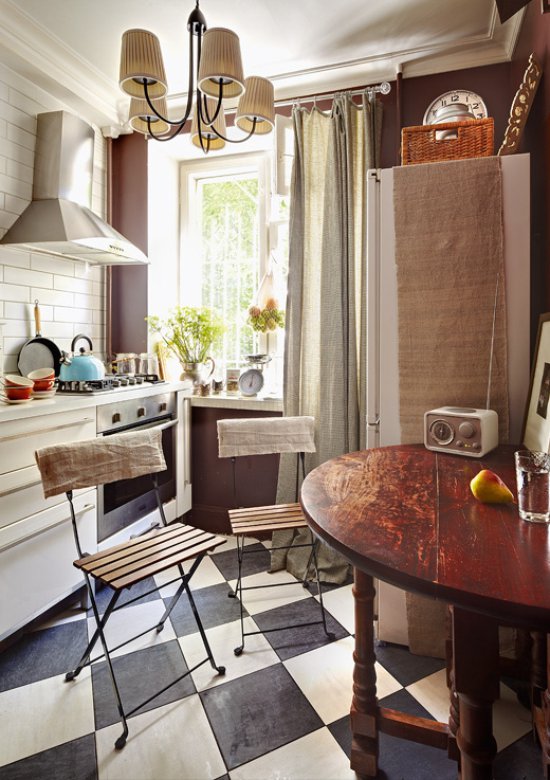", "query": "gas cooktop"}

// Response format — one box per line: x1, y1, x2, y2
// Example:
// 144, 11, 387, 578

56, 375, 163, 394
